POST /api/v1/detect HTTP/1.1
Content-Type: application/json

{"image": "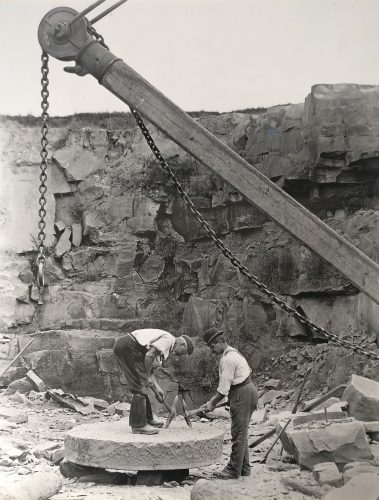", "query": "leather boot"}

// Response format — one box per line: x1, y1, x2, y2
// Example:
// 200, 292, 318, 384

145, 394, 164, 428
129, 394, 158, 434
129, 394, 159, 434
